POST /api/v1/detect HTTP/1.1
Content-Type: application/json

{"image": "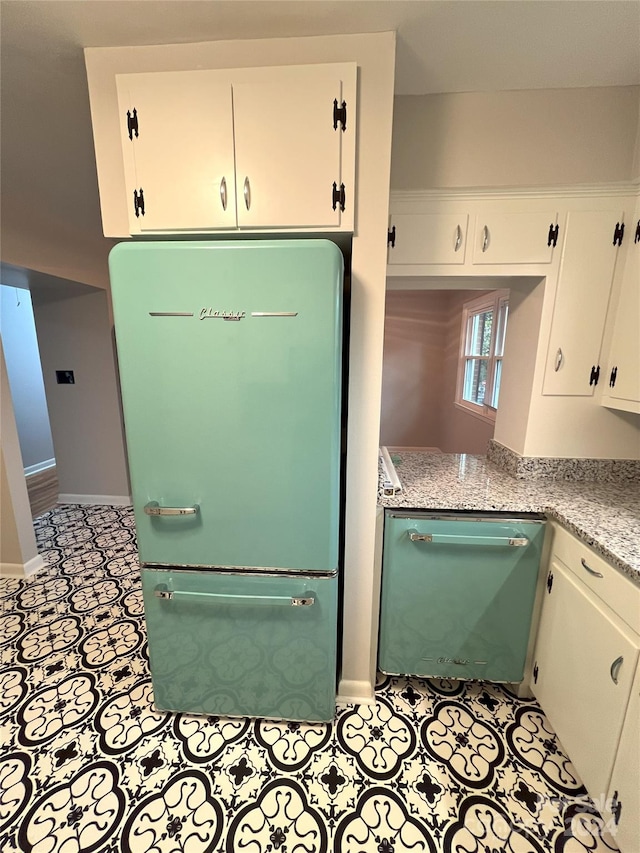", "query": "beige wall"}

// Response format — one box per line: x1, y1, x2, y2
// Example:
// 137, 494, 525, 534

380, 290, 495, 454
33, 289, 130, 500
439, 291, 496, 454
0, 343, 41, 574
391, 87, 640, 189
